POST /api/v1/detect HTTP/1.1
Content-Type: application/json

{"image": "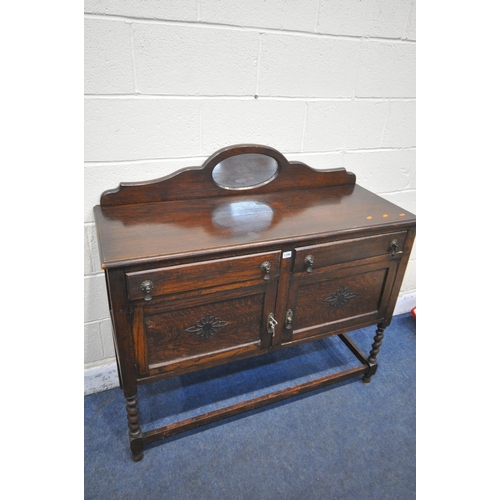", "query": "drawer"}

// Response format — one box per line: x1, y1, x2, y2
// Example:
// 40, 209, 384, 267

126, 250, 281, 301
293, 231, 407, 273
